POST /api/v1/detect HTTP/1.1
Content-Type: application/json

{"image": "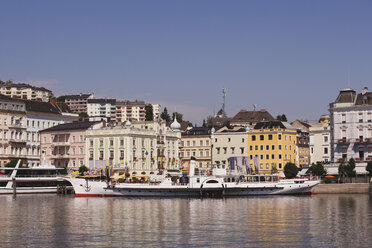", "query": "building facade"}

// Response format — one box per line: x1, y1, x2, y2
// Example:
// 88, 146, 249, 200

211, 126, 248, 168
180, 127, 212, 171
40, 121, 102, 169
87, 98, 116, 121
86, 120, 181, 172
0, 81, 52, 102
309, 122, 331, 164
330, 87, 372, 163
65, 93, 94, 113
247, 121, 297, 173
0, 95, 27, 167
